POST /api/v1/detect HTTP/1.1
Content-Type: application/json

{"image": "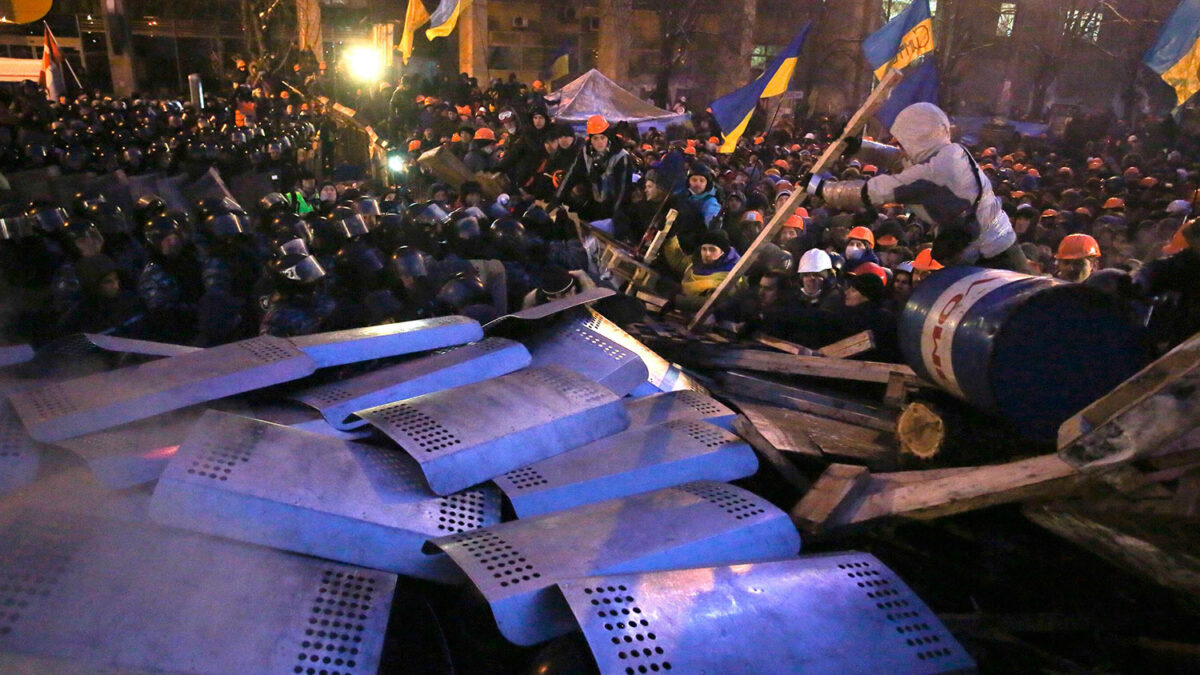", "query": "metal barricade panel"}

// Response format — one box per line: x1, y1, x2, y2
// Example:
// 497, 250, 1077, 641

495, 420, 757, 517
583, 308, 708, 393
359, 366, 629, 495
559, 553, 975, 675
525, 315, 650, 397
0, 508, 397, 675
0, 401, 37, 496
425, 481, 801, 645
289, 315, 483, 368
55, 408, 202, 489
622, 390, 736, 429
149, 411, 500, 581
83, 333, 201, 357
8, 335, 317, 442
293, 338, 530, 429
